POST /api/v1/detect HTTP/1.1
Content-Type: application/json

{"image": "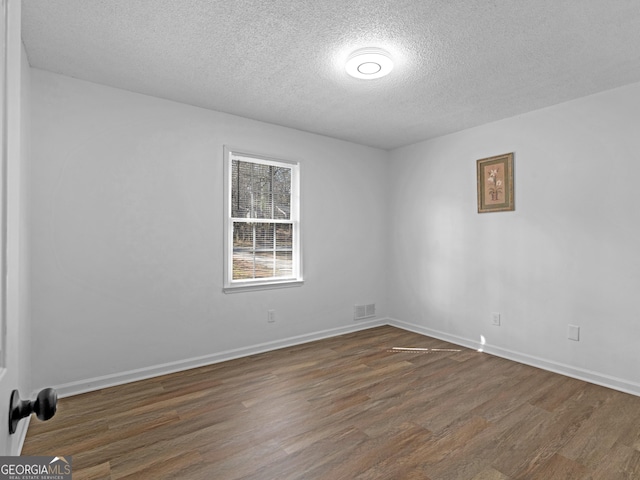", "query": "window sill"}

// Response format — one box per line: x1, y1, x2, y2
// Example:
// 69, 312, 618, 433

223, 279, 304, 294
